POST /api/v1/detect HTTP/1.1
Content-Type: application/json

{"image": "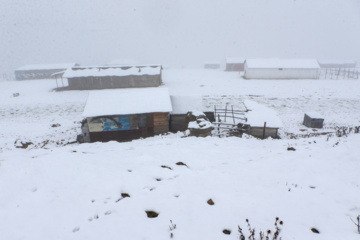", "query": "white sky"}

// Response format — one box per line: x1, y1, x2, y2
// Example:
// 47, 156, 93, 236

1, 0, 360, 74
